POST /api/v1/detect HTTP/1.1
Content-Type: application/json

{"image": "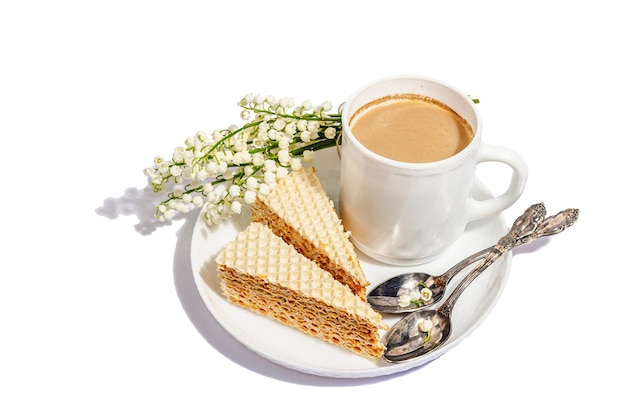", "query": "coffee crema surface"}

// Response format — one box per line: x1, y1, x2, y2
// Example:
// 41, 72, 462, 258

349, 94, 474, 163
